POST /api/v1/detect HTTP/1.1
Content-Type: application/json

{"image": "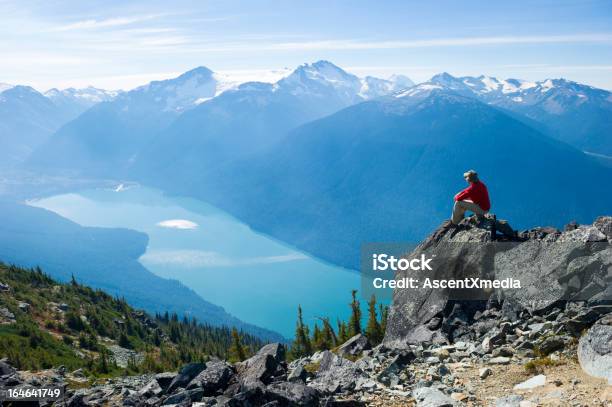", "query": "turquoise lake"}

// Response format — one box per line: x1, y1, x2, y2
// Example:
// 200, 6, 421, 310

29, 185, 360, 338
